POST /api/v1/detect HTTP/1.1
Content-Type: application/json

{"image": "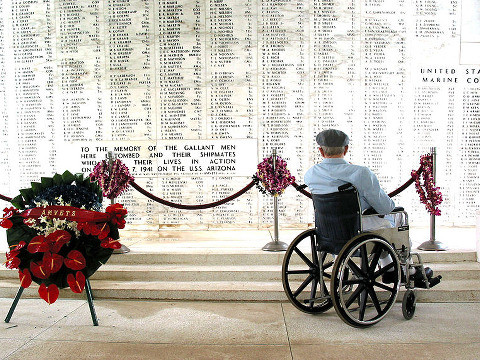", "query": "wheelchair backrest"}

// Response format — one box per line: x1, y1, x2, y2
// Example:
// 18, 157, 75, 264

312, 185, 361, 254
